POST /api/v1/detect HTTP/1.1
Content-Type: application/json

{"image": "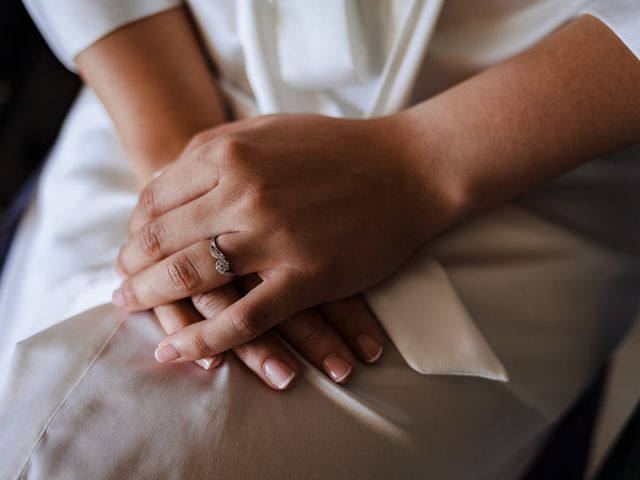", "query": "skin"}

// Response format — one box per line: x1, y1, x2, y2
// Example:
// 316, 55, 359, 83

113, 14, 640, 363
76, 7, 385, 390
